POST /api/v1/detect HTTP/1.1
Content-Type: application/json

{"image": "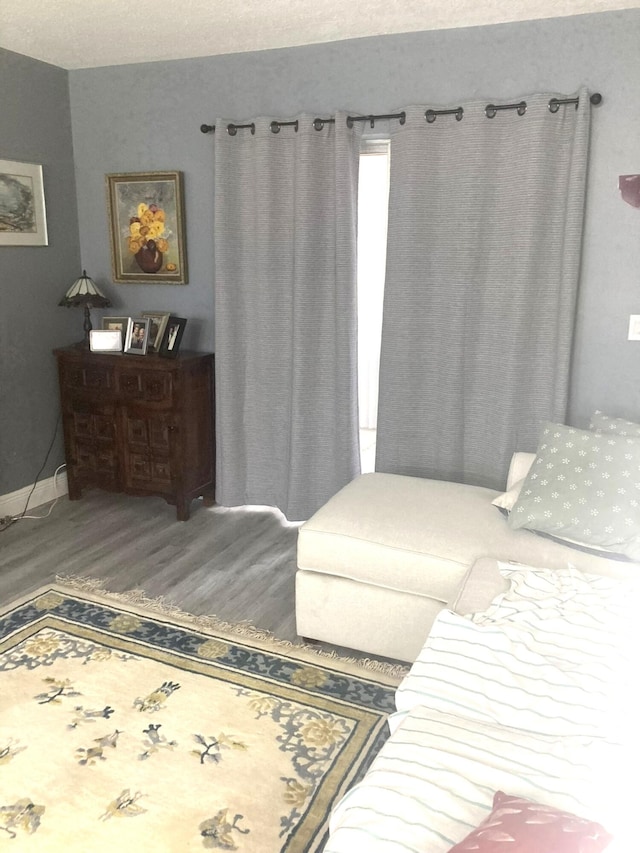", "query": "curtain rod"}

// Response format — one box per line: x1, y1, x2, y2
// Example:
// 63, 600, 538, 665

199, 92, 602, 134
